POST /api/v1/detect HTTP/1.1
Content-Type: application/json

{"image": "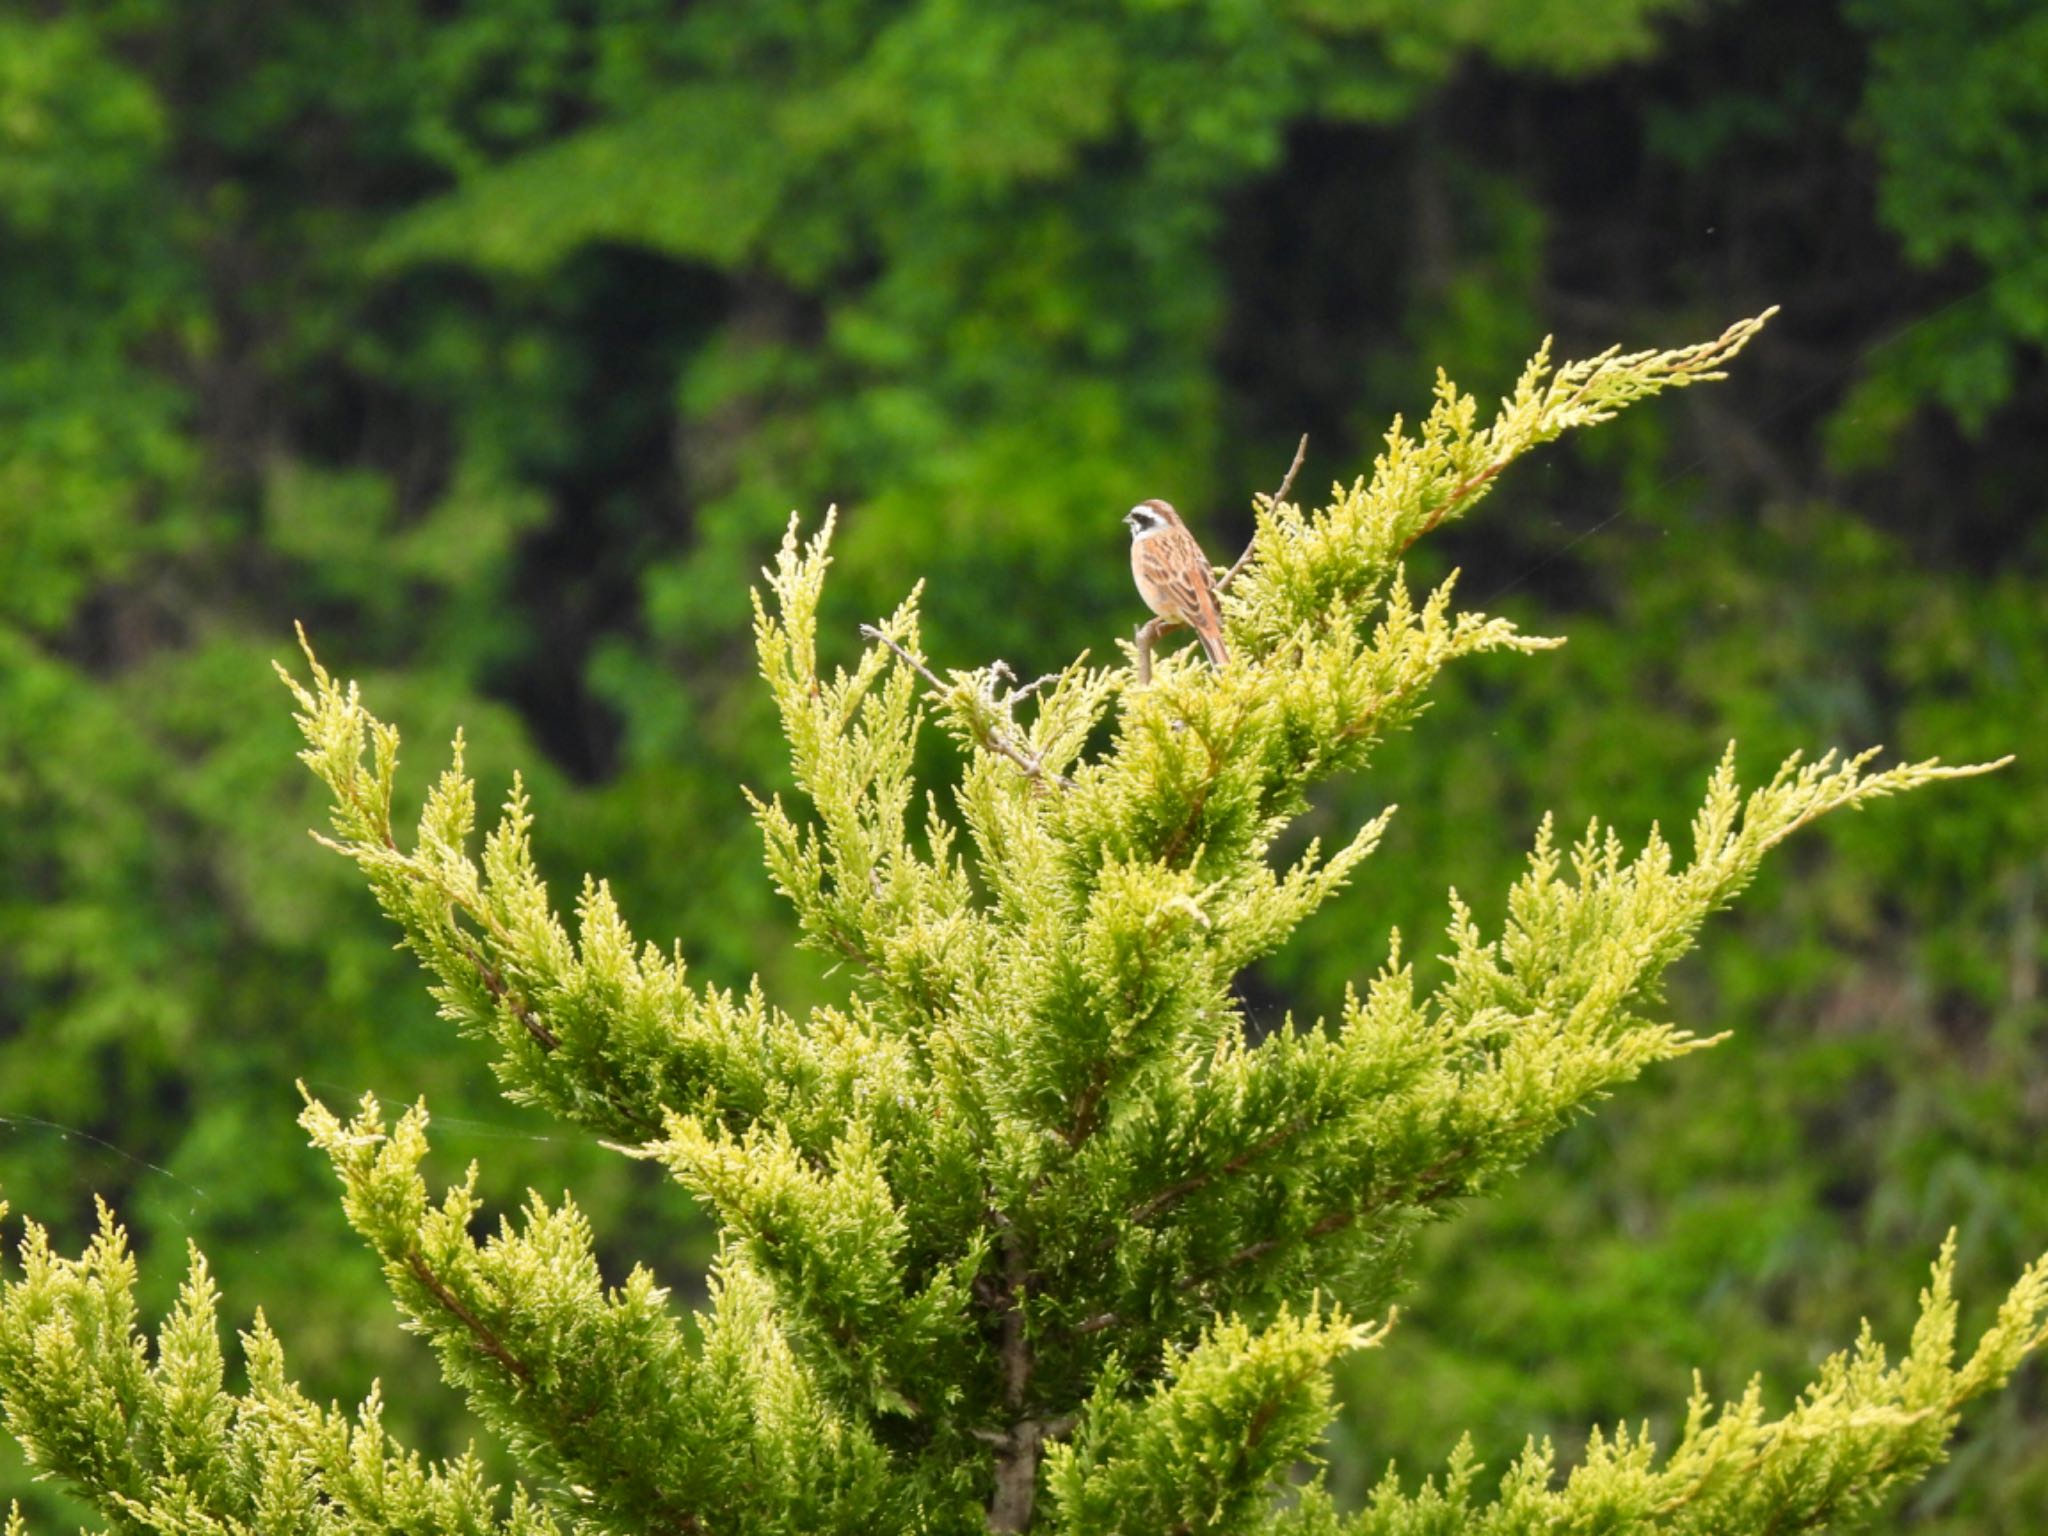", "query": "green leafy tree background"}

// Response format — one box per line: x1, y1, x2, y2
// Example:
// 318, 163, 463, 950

2, 0, 2043, 1527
